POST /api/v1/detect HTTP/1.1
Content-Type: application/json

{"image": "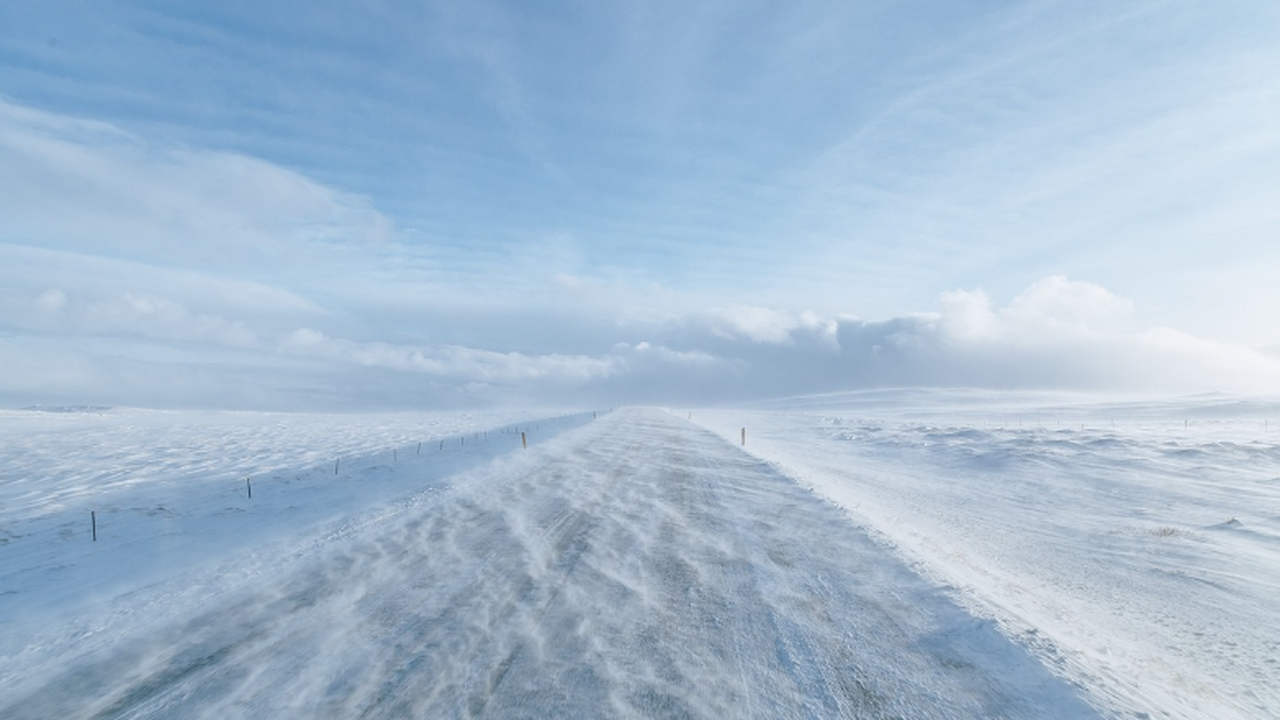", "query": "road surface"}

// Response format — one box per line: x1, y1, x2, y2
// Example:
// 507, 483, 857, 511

3, 408, 1100, 718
